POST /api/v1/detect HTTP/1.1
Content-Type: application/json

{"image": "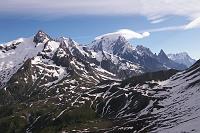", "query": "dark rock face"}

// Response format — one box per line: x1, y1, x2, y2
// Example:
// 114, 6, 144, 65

3, 59, 34, 103
0, 42, 21, 52
33, 30, 52, 44
123, 69, 179, 86
52, 41, 73, 68
112, 36, 129, 55
92, 40, 103, 52
158, 49, 169, 62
